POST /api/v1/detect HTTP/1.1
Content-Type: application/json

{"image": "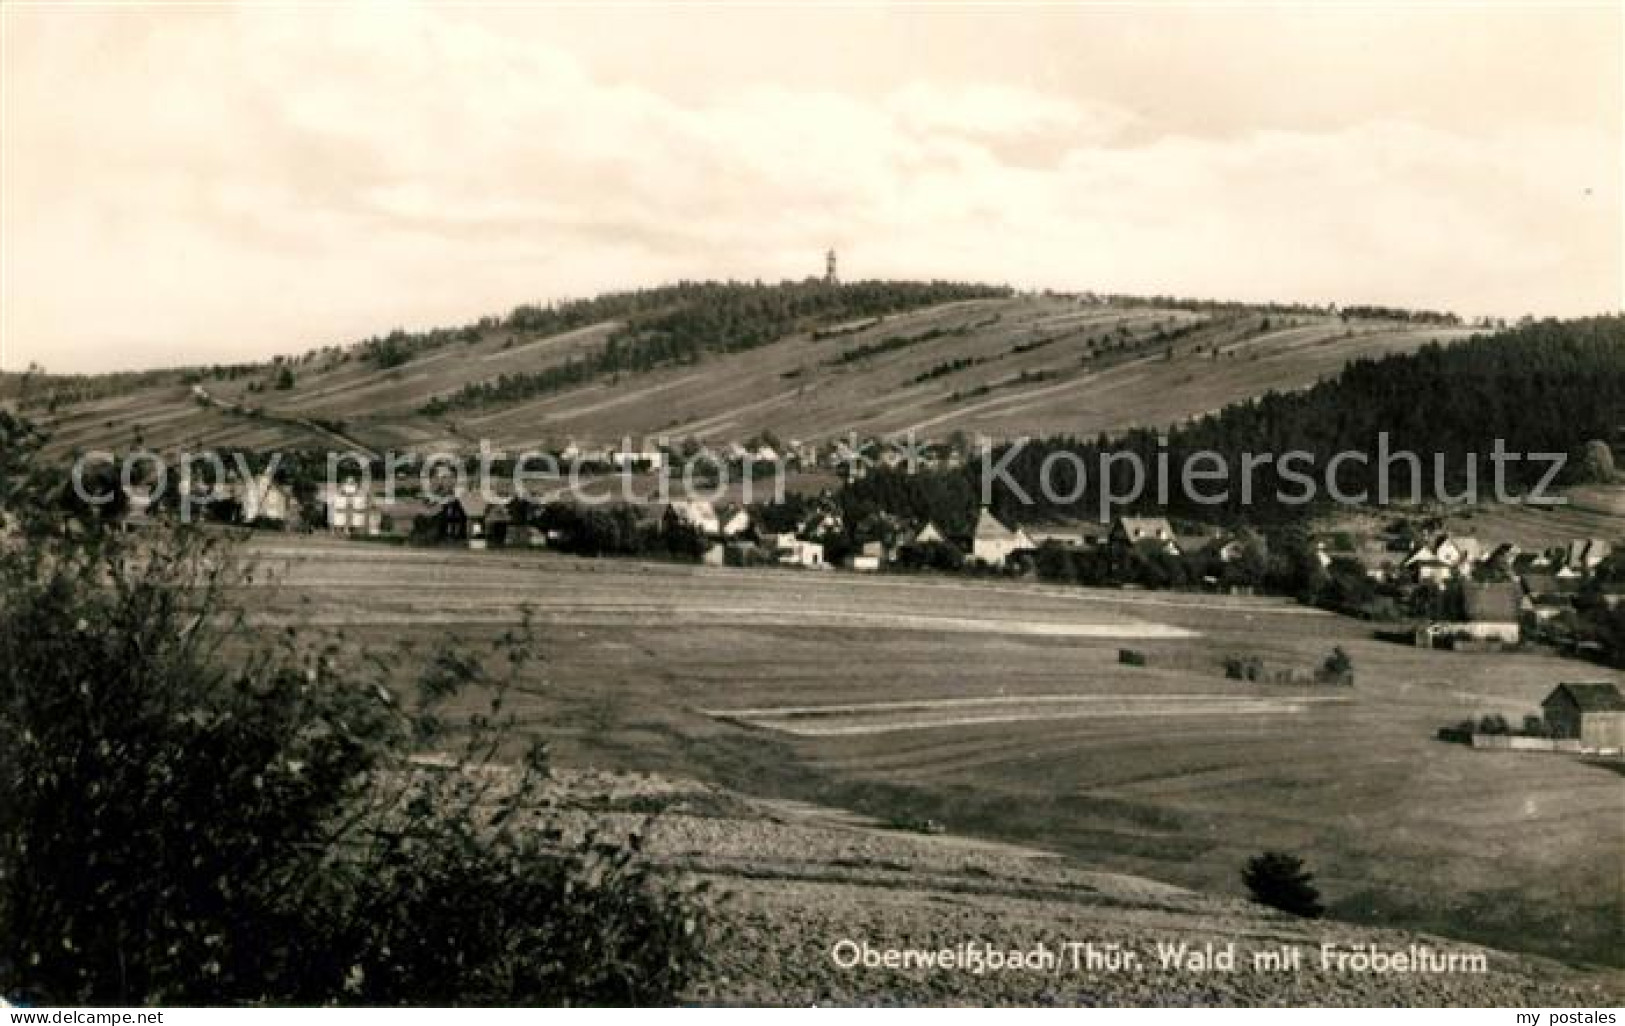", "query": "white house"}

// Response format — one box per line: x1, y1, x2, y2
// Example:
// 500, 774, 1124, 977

913, 521, 947, 545
971, 507, 1032, 567
611, 449, 667, 472
665, 500, 721, 538
1422, 582, 1523, 648
717, 504, 752, 538
763, 533, 825, 568
238, 473, 294, 525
